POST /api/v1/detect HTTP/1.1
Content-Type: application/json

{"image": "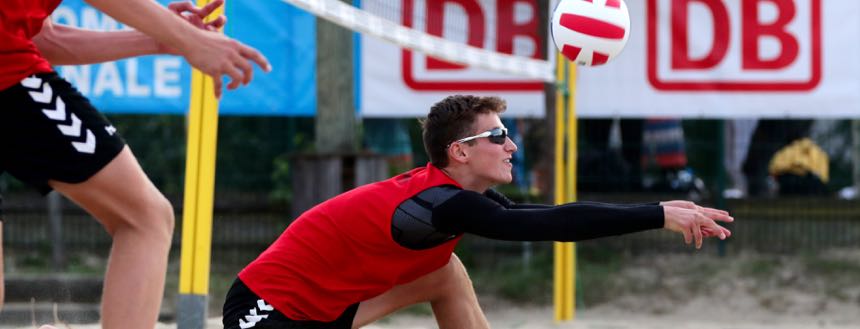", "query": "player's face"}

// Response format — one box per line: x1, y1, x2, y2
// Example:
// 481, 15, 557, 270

464, 113, 518, 187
